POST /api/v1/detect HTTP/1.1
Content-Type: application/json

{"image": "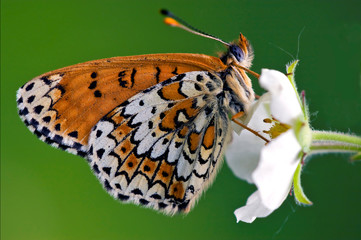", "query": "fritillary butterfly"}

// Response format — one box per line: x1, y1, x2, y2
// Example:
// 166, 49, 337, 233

16, 10, 255, 214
